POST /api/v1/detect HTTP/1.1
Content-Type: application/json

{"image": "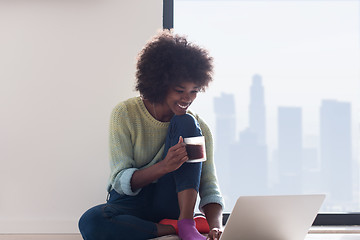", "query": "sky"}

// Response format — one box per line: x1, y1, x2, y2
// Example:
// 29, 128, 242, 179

174, 0, 360, 154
